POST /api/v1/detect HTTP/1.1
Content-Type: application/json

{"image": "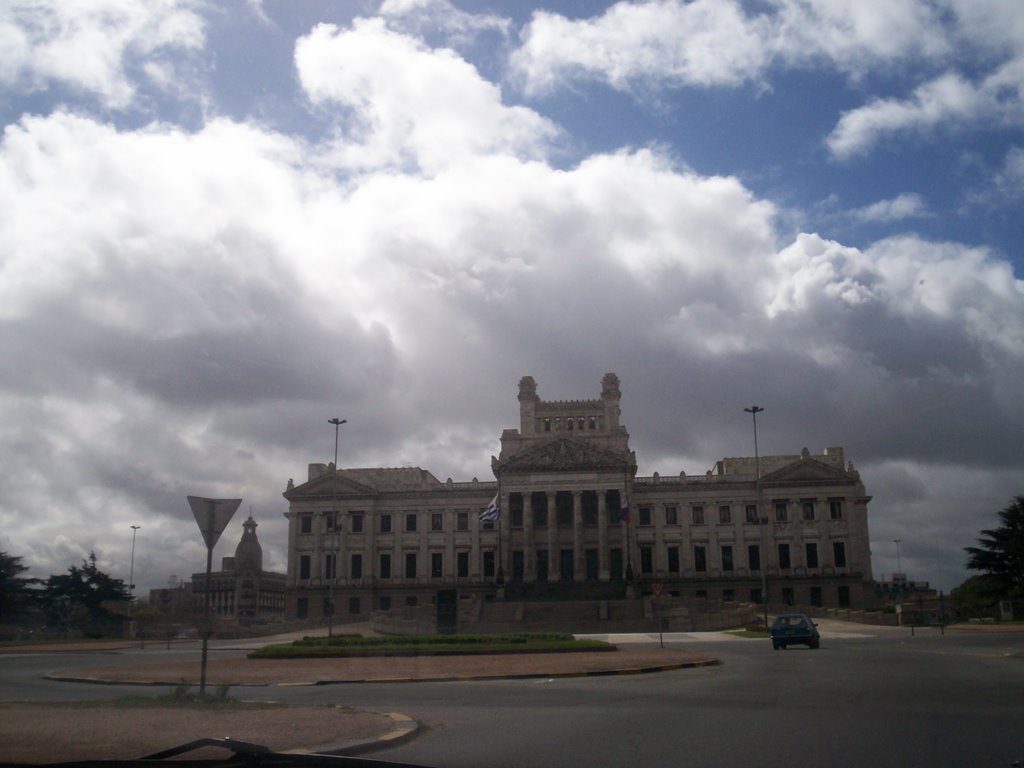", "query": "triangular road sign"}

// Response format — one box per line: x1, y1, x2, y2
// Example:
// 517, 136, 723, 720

187, 496, 242, 549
